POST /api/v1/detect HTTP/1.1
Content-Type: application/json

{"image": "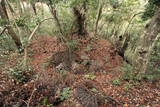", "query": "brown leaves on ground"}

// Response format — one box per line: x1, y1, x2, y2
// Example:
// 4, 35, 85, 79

0, 35, 159, 107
